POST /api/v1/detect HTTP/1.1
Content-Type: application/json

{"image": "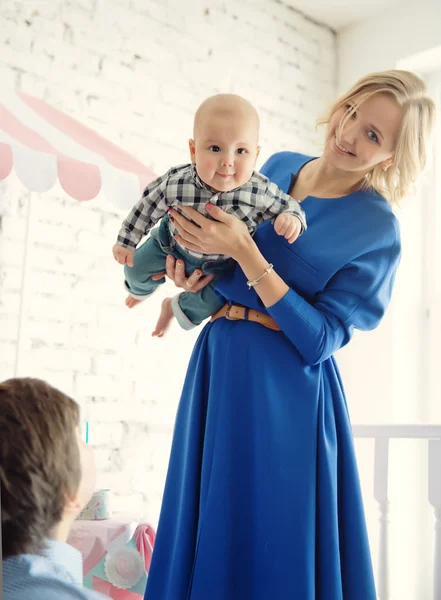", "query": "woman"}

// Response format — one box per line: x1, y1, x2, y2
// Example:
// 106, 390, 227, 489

144, 71, 435, 599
